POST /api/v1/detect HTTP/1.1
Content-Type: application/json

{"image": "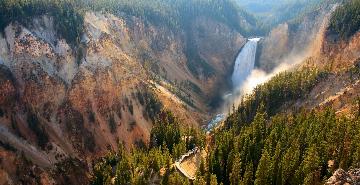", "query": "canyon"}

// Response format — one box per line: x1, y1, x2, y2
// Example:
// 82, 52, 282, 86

0, 0, 360, 184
